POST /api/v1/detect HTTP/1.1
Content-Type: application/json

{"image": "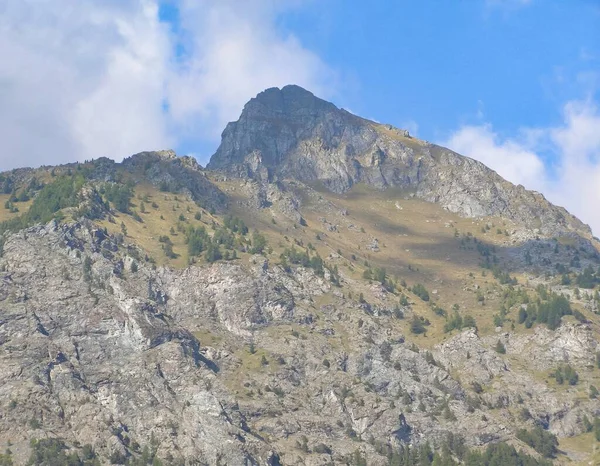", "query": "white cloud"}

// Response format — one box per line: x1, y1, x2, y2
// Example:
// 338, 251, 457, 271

549, 100, 600, 235
166, 0, 336, 142
0, 0, 335, 170
71, 2, 174, 163
0, 0, 172, 169
442, 99, 600, 236
400, 120, 419, 138
444, 124, 547, 191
